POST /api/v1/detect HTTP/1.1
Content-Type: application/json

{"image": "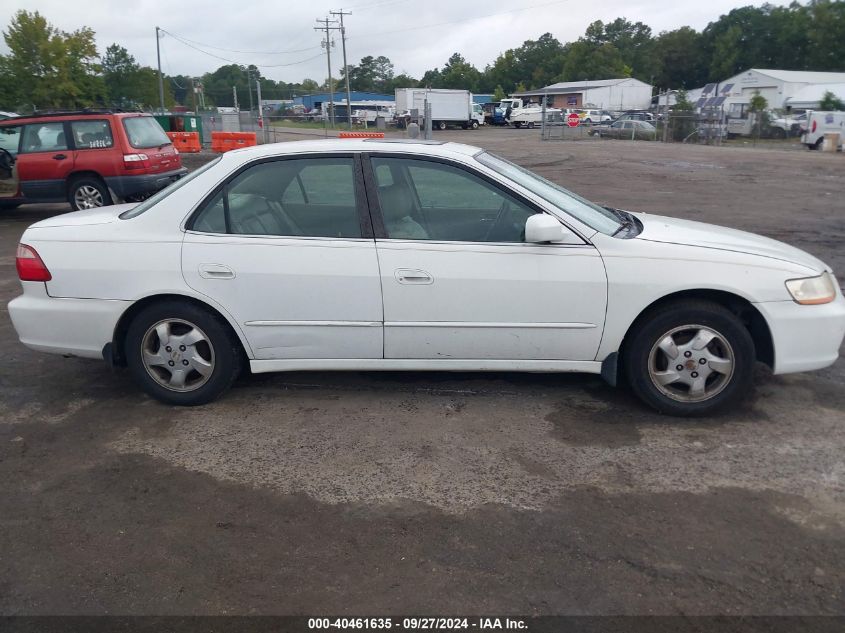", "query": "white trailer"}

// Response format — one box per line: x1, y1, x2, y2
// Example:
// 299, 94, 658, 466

395, 88, 481, 130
